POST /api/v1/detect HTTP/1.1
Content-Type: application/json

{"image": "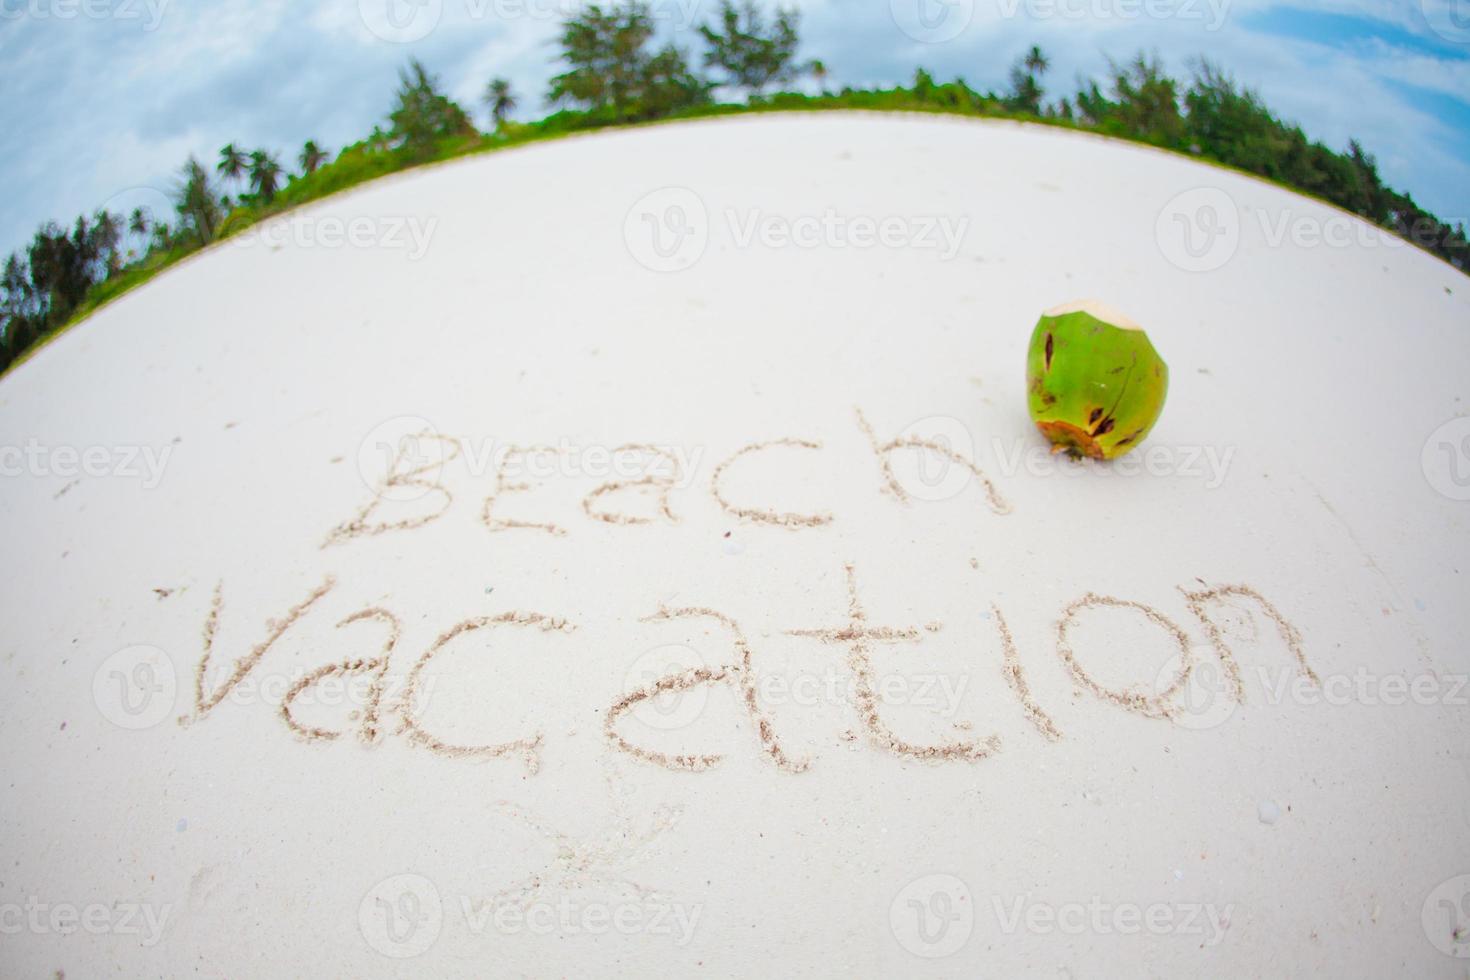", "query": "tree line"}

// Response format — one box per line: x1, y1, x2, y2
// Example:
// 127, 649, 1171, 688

2, 1, 1464, 375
